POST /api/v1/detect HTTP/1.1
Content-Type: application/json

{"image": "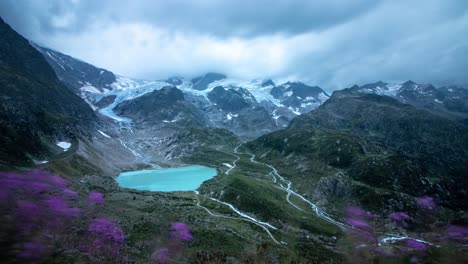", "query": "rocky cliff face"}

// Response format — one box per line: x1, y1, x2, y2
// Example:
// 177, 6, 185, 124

114, 86, 206, 126
271, 81, 329, 113
33, 43, 116, 94
191, 72, 226, 90
0, 17, 96, 167
208, 86, 254, 112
